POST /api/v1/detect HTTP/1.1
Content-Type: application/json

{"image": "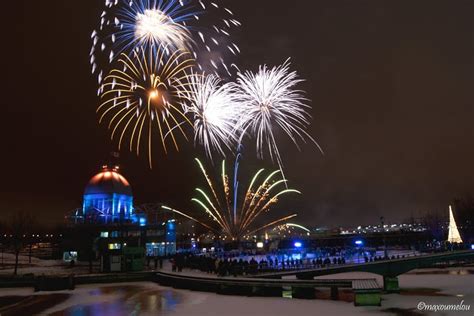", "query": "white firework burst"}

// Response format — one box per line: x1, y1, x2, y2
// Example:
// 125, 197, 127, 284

90, 0, 241, 85
134, 8, 192, 50
179, 73, 242, 158
235, 59, 323, 175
